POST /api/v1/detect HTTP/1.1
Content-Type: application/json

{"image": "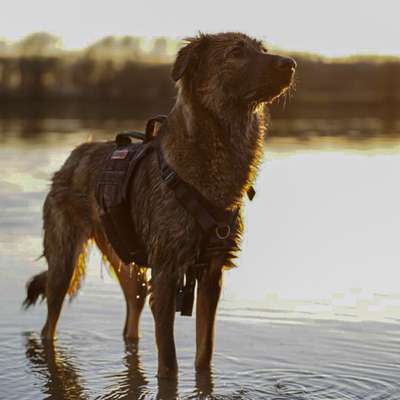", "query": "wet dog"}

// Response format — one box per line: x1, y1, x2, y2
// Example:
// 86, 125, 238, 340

24, 32, 296, 378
